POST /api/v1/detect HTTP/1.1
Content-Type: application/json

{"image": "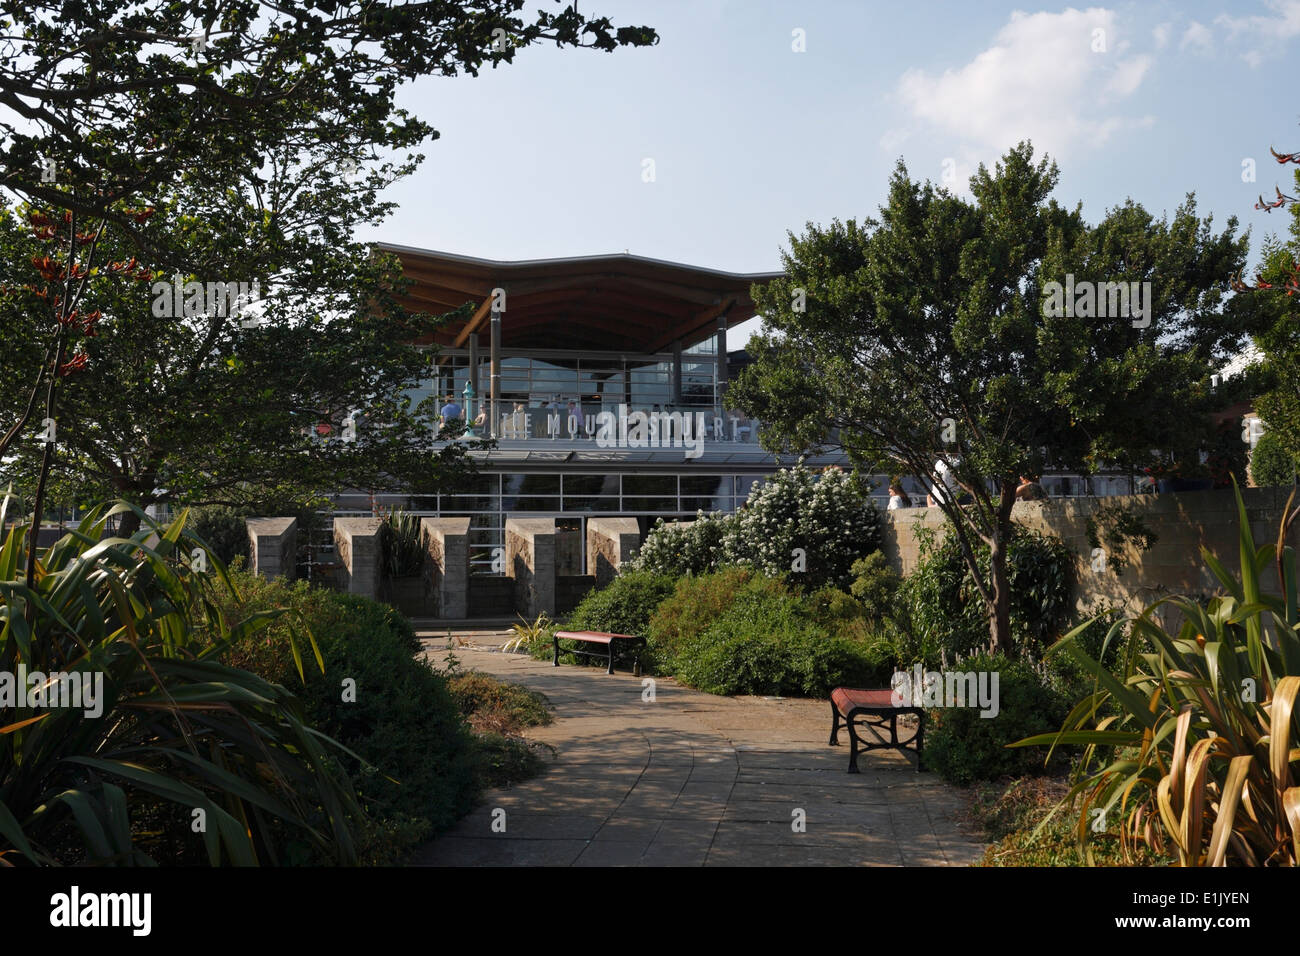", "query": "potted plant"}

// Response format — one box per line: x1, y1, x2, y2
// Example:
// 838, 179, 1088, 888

379, 509, 433, 616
